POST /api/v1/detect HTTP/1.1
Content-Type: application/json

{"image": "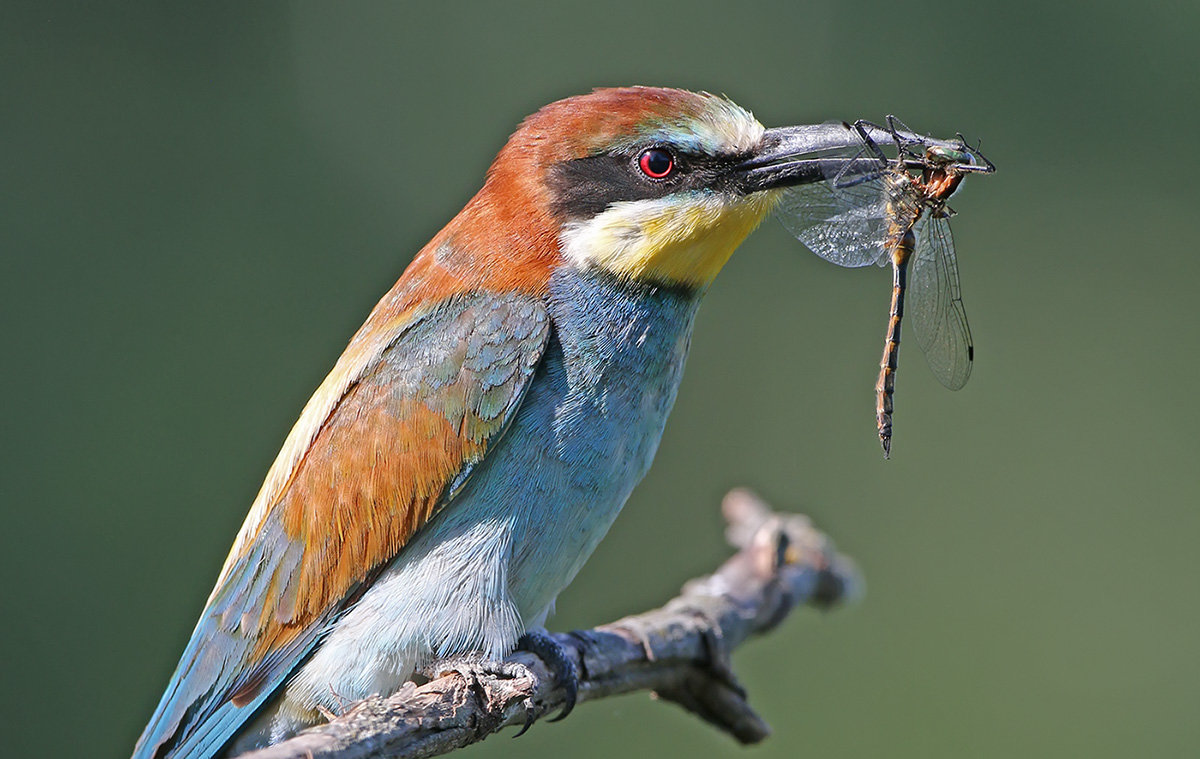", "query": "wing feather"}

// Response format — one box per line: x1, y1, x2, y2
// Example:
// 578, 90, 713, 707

134, 290, 549, 759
